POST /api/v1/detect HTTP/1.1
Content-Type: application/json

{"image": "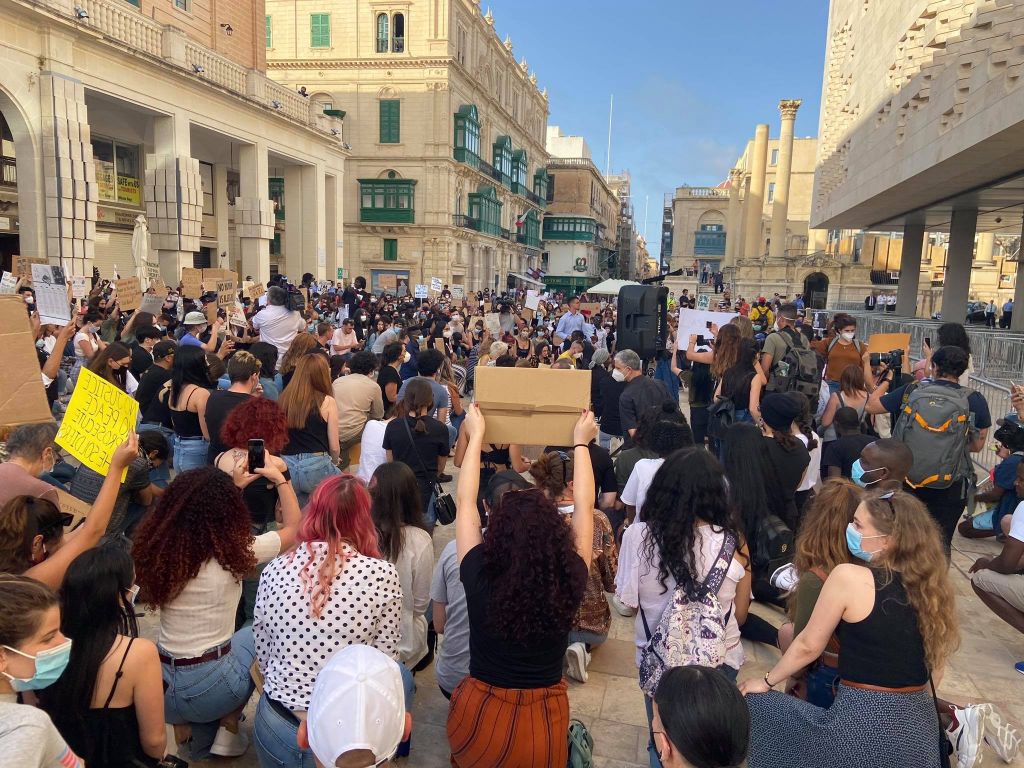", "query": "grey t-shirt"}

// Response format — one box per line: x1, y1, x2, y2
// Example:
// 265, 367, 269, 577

397, 376, 451, 419
0, 702, 83, 768
430, 539, 470, 695
69, 451, 152, 535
